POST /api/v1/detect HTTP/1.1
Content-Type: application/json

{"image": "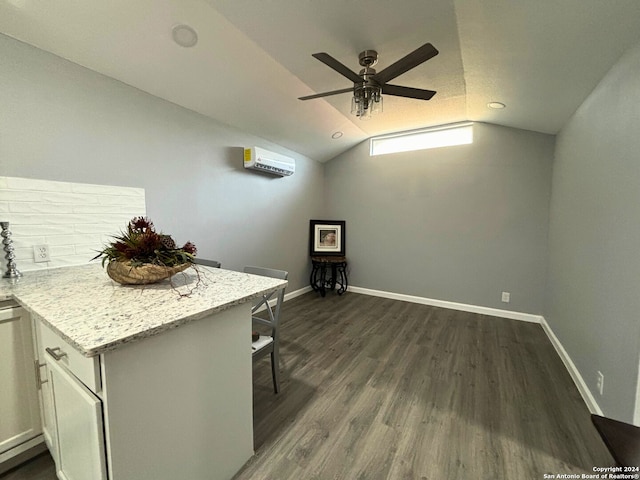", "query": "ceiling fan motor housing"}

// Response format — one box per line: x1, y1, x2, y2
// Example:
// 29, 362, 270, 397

358, 50, 380, 86
358, 67, 377, 82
